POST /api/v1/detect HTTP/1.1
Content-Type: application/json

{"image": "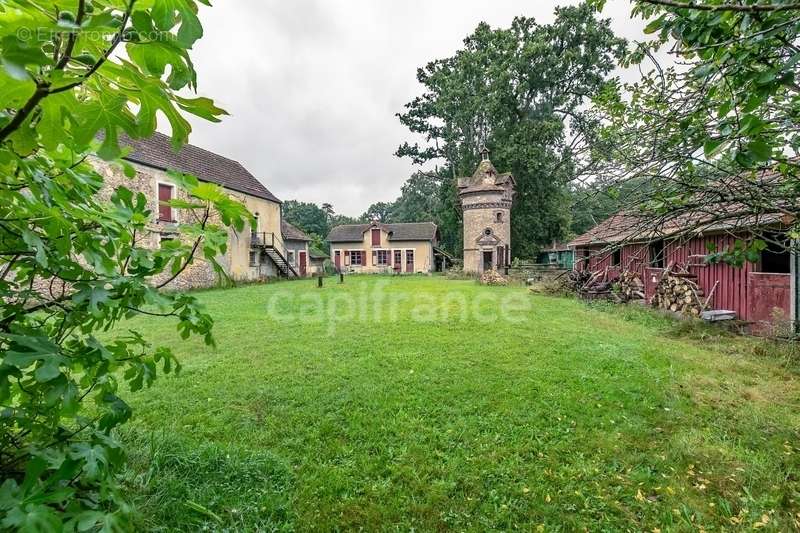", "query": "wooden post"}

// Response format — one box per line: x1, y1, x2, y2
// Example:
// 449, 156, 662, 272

318, 275, 323, 288
339, 272, 344, 284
